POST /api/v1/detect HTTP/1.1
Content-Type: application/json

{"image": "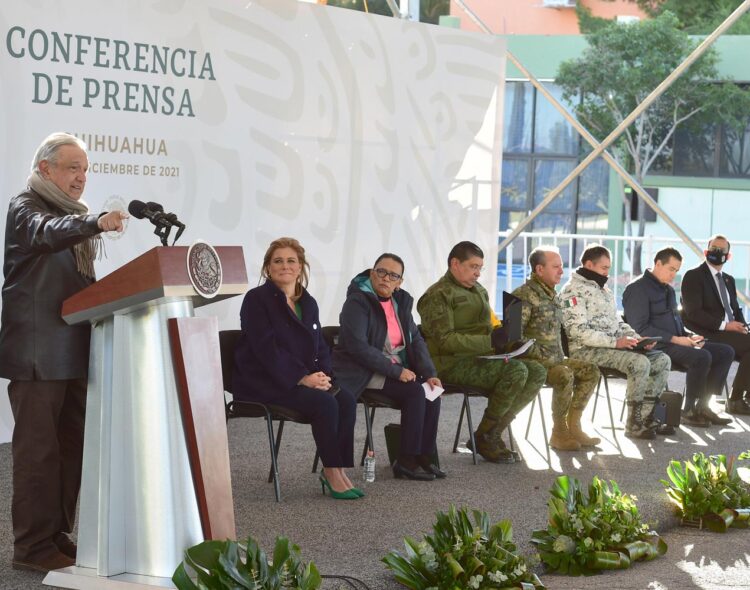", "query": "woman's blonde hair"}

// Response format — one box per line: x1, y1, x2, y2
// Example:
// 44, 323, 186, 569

261, 237, 310, 300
